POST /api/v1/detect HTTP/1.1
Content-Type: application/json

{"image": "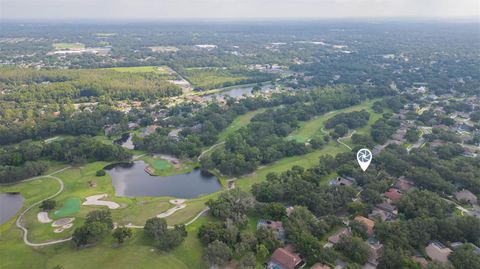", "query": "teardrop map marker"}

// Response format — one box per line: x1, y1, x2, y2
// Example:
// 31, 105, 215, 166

357, 148, 372, 171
